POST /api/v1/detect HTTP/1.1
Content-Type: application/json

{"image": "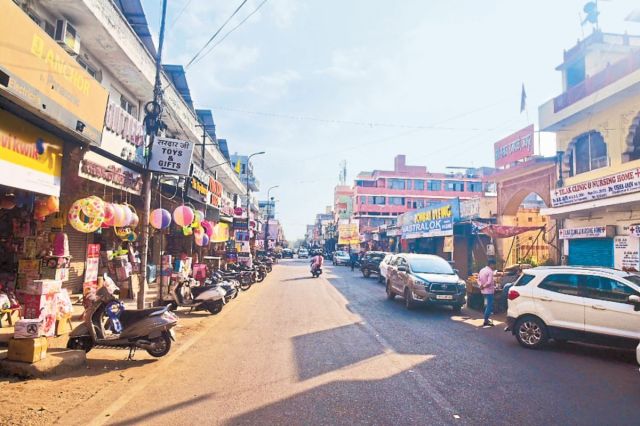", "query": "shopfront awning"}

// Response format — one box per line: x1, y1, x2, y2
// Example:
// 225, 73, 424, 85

472, 221, 544, 238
